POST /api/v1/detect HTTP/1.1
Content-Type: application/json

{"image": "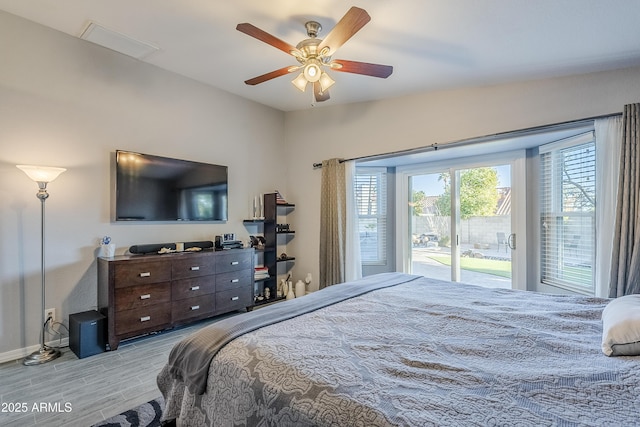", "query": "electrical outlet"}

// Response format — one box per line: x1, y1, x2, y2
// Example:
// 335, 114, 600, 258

44, 308, 56, 324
